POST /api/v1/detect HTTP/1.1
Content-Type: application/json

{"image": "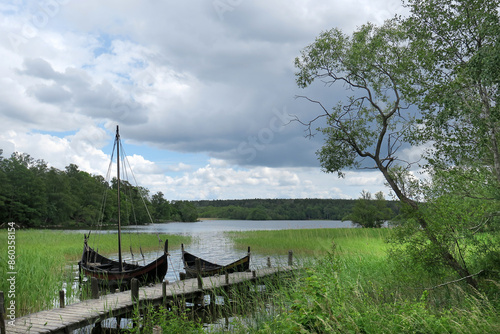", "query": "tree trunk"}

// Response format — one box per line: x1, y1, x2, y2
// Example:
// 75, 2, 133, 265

379, 163, 478, 289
